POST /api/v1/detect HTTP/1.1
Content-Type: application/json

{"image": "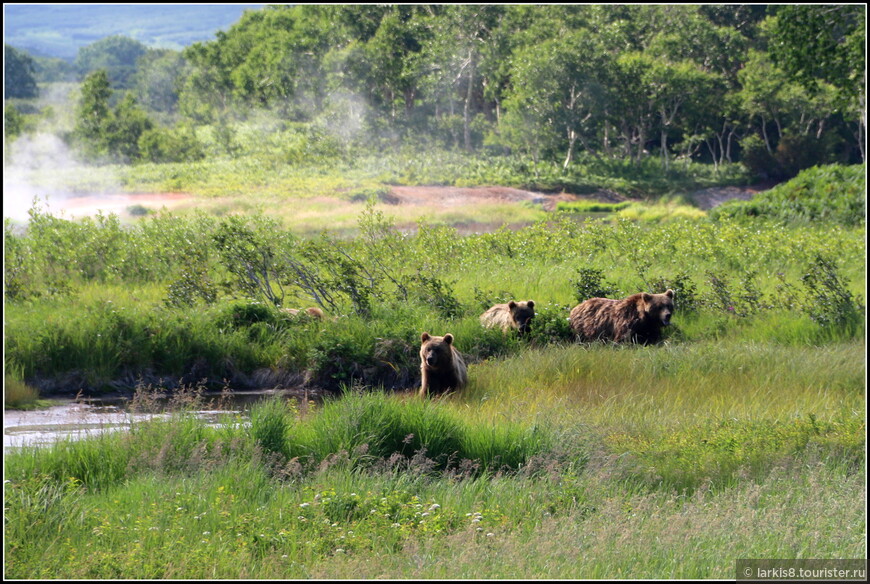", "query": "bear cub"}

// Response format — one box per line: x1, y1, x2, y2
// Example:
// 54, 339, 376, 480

480, 300, 535, 335
418, 332, 468, 398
